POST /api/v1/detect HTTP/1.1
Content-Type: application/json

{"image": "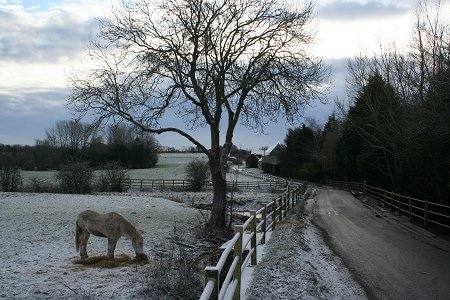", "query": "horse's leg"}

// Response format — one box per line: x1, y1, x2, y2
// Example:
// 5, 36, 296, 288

107, 237, 118, 259
80, 230, 90, 258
